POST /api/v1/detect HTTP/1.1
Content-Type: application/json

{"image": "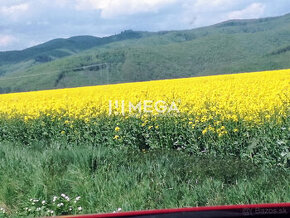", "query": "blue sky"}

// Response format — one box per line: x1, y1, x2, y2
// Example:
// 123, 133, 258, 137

0, 0, 290, 51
